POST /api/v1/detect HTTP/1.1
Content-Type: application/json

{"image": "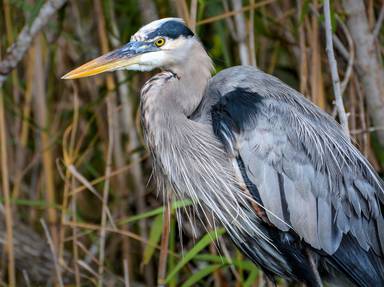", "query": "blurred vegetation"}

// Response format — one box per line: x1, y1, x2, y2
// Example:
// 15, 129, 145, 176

0, 0, 383, 286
